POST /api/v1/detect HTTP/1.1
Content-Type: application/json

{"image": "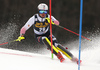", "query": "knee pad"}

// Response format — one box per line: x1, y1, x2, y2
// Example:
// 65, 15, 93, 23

41, 36, 47, 40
